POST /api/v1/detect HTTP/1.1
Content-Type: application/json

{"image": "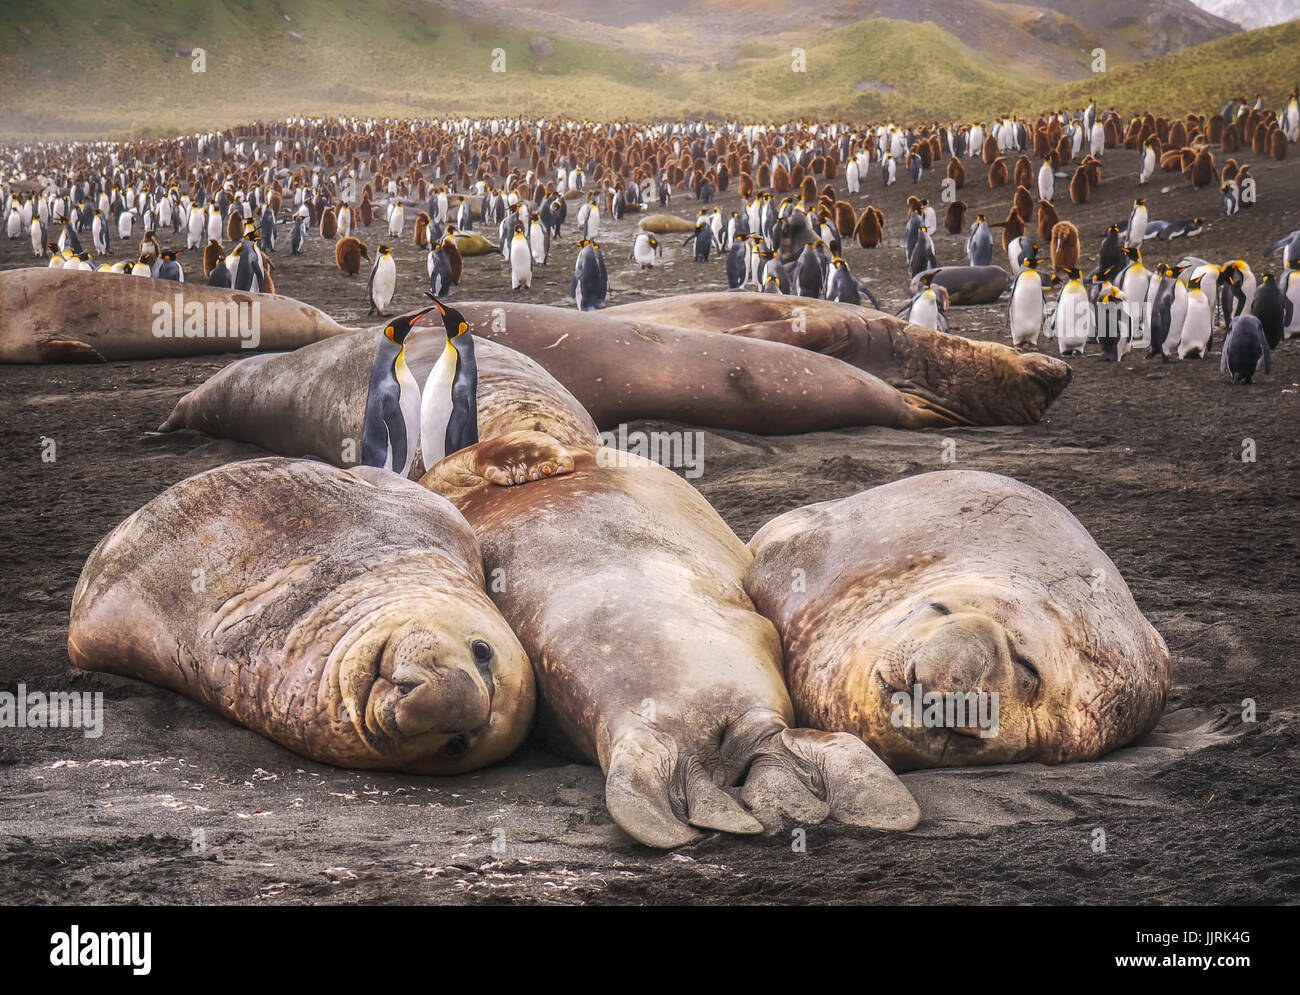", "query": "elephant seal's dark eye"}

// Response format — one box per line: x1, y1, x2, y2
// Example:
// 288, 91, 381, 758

472, 640, 493, 663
